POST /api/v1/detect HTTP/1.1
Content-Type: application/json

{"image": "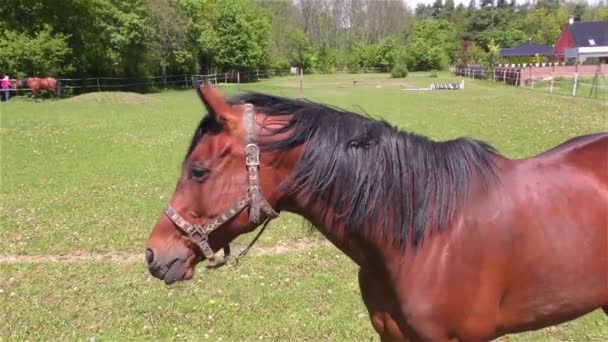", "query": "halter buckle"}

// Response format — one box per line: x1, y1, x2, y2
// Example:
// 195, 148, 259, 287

245, 143, 260, 166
